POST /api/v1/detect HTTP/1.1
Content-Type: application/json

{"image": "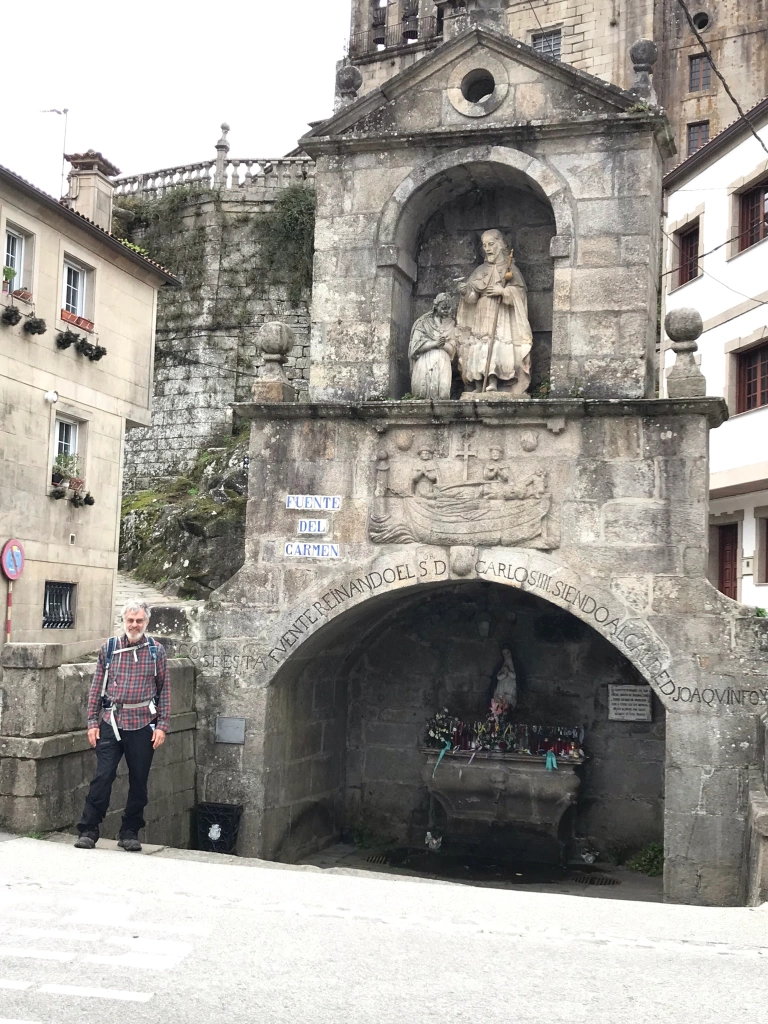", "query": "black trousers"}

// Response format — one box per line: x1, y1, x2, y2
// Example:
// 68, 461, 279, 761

77, 722, 155, 836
